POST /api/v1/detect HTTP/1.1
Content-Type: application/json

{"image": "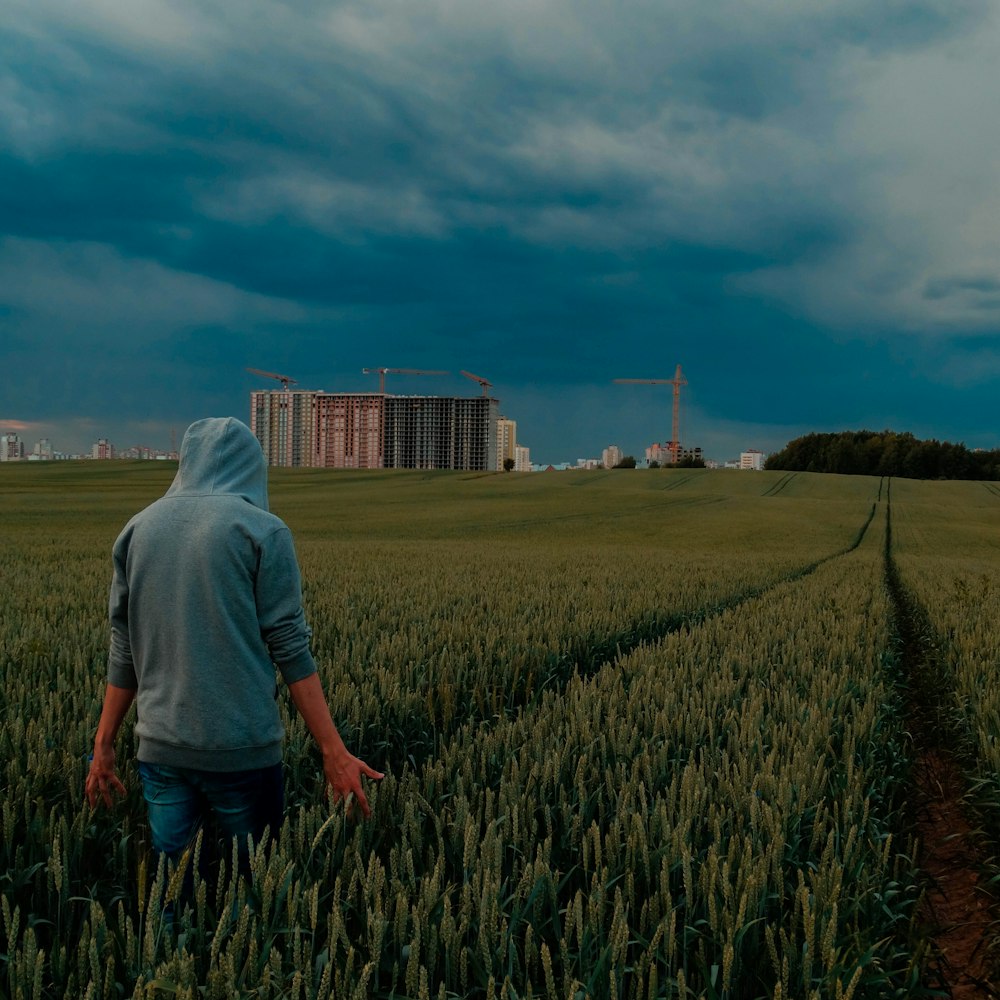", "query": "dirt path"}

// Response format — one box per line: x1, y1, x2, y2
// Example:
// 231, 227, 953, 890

885, 487, 998, 996
914, 746, 996, 996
